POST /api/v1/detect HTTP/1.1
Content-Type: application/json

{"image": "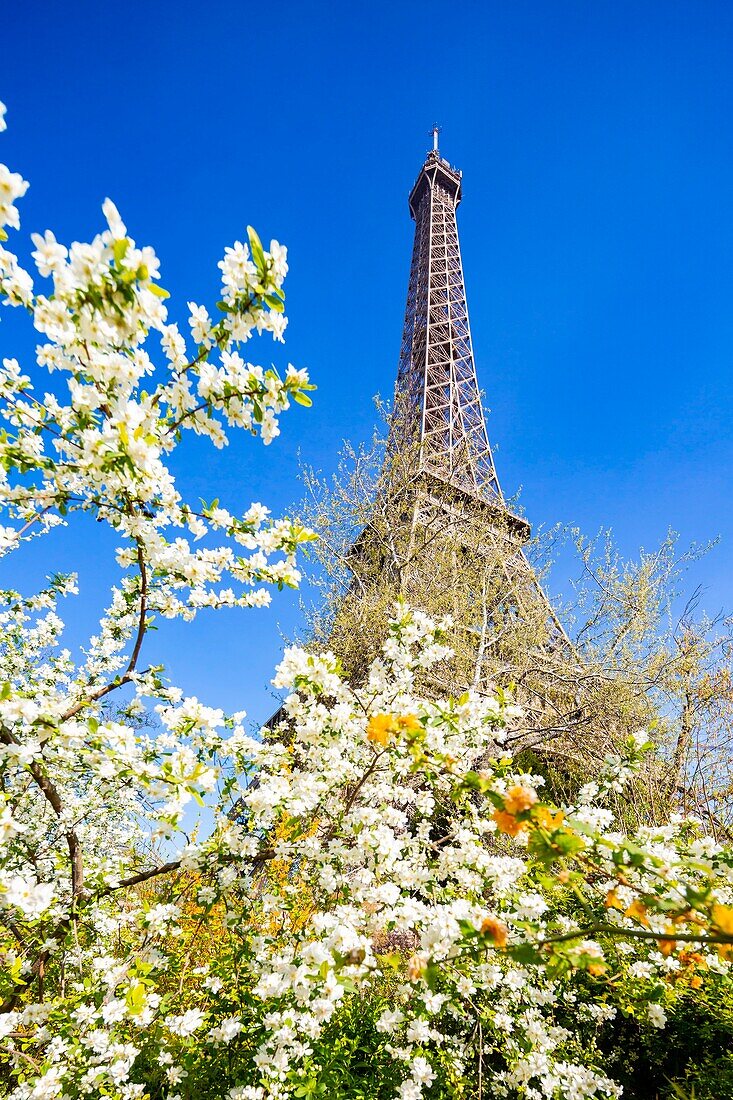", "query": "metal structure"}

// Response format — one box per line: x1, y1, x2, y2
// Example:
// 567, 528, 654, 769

395, 135, 502, 500
391, 132, 568, 650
